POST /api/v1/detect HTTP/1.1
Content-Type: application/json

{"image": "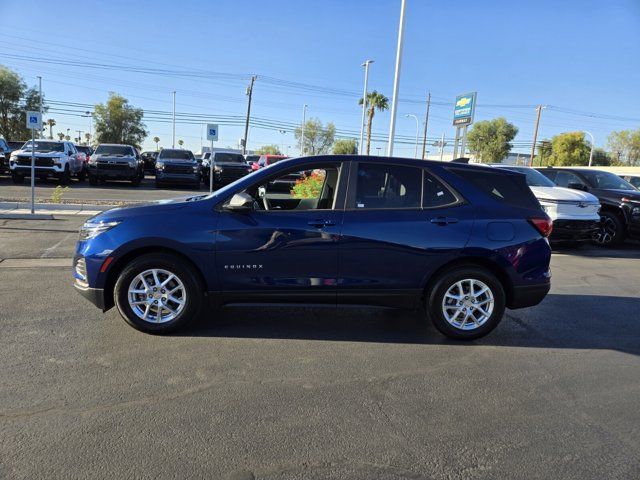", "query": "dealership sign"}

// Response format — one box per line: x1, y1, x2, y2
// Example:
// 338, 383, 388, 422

453, 92, 477, 126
